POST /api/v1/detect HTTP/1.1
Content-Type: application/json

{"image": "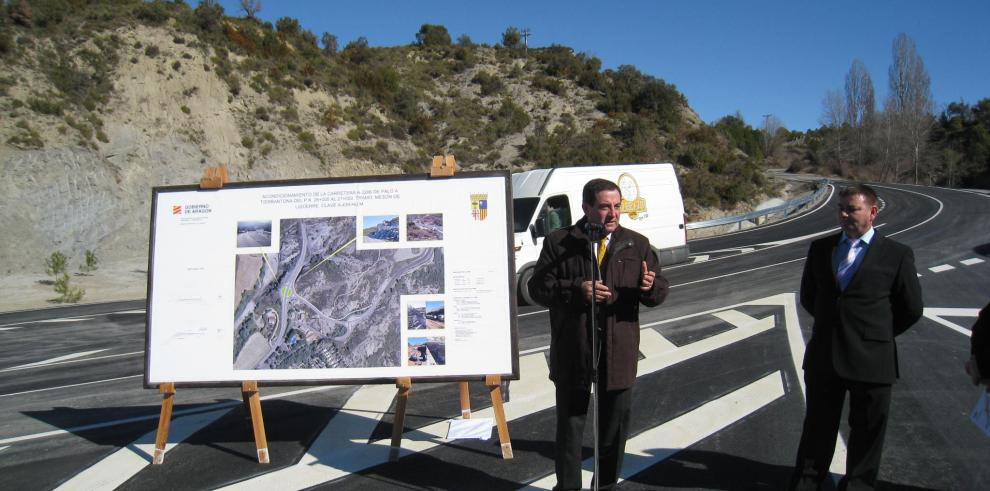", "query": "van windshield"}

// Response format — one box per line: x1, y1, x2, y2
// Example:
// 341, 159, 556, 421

513, 198, 540, 233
